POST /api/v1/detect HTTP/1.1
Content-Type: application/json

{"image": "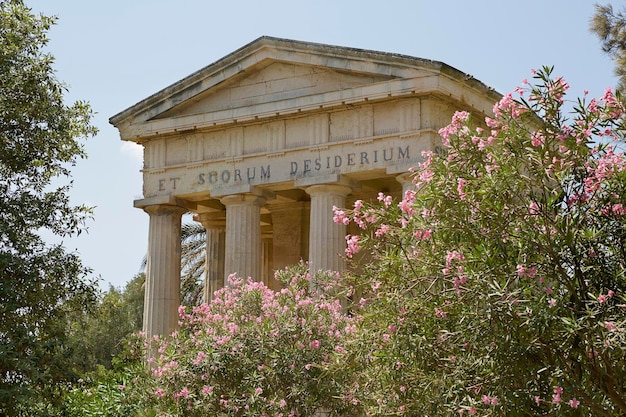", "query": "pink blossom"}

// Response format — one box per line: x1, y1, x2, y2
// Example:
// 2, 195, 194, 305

446, 250, 465, 267
529, 201, 540, 215
598, 294, 607, 303
457, 177, 468, 200
377, 192, 393, 208
604, 321, 617, 332
202, 385, 213, 395
375, 224, 389, 237
435, 308, 447, 318
548, 298, 557, 307
345, 235, 361, 258
155, 387, 165, 398
309, 340, 321, 349
569, 398, 580, 409
176, 387, 190, 399
255, 387, 263, 395
531, 130, 545, 147
332, 206, 350, 225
